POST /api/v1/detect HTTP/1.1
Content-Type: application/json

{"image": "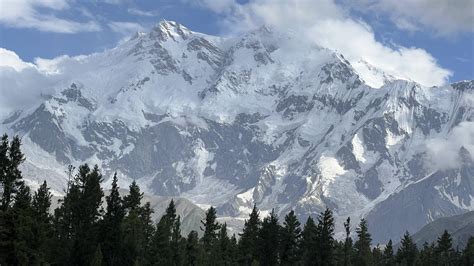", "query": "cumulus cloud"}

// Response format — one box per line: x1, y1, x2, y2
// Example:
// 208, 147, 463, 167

0, 48, 92, 121
108, 21, 145, 36
0, 48, 58, 119
0, 48, 35, 71
190, 0, 452, 87
0, 0, 101, 33
426, 122, 474, 170
350, 0, 474, 37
